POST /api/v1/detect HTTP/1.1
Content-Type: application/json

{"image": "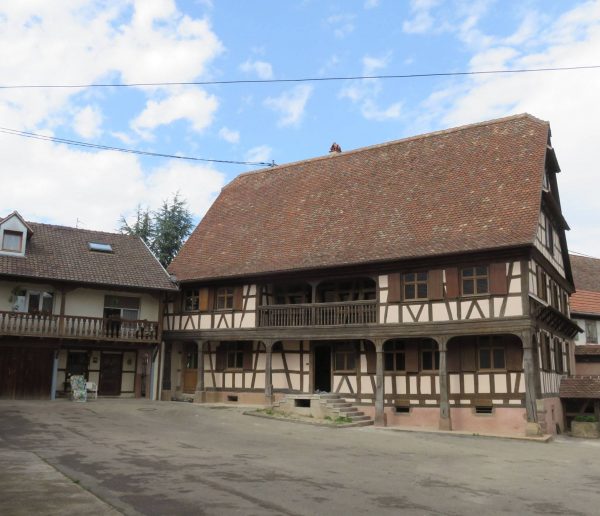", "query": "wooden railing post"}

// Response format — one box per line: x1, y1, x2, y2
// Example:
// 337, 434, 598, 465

374, 339, 386, 427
